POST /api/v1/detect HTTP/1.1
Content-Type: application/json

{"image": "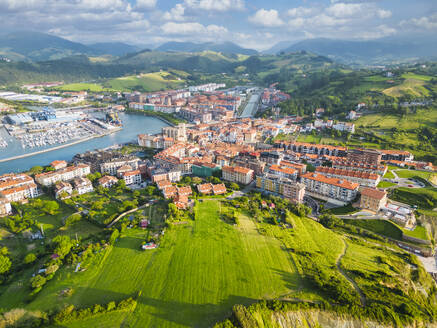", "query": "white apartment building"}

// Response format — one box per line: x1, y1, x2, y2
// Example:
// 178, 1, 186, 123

120, 170, 142, 185
100, 158, 140, 175
35, 164, 90, 187
301, 172, 359, 203
0, 173, 39, 202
